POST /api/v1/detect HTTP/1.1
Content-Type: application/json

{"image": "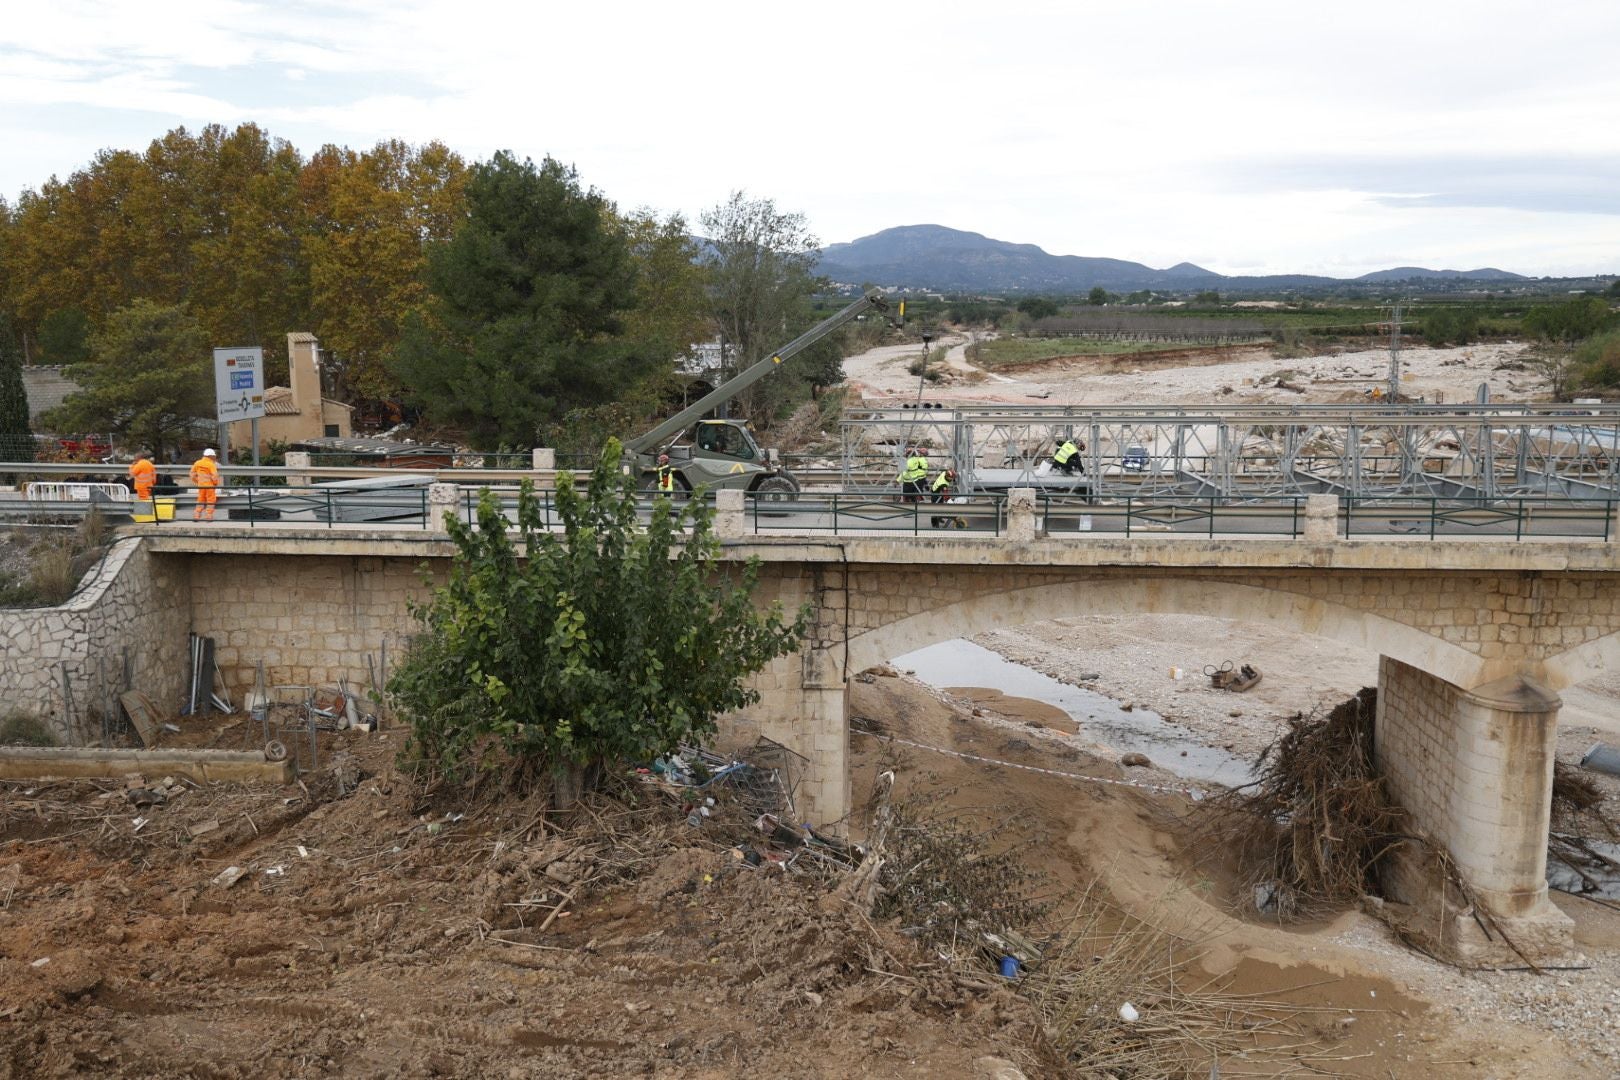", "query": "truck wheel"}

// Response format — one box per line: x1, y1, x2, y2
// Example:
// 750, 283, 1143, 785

638, 471, 689, 495
753, 475, 797, 501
